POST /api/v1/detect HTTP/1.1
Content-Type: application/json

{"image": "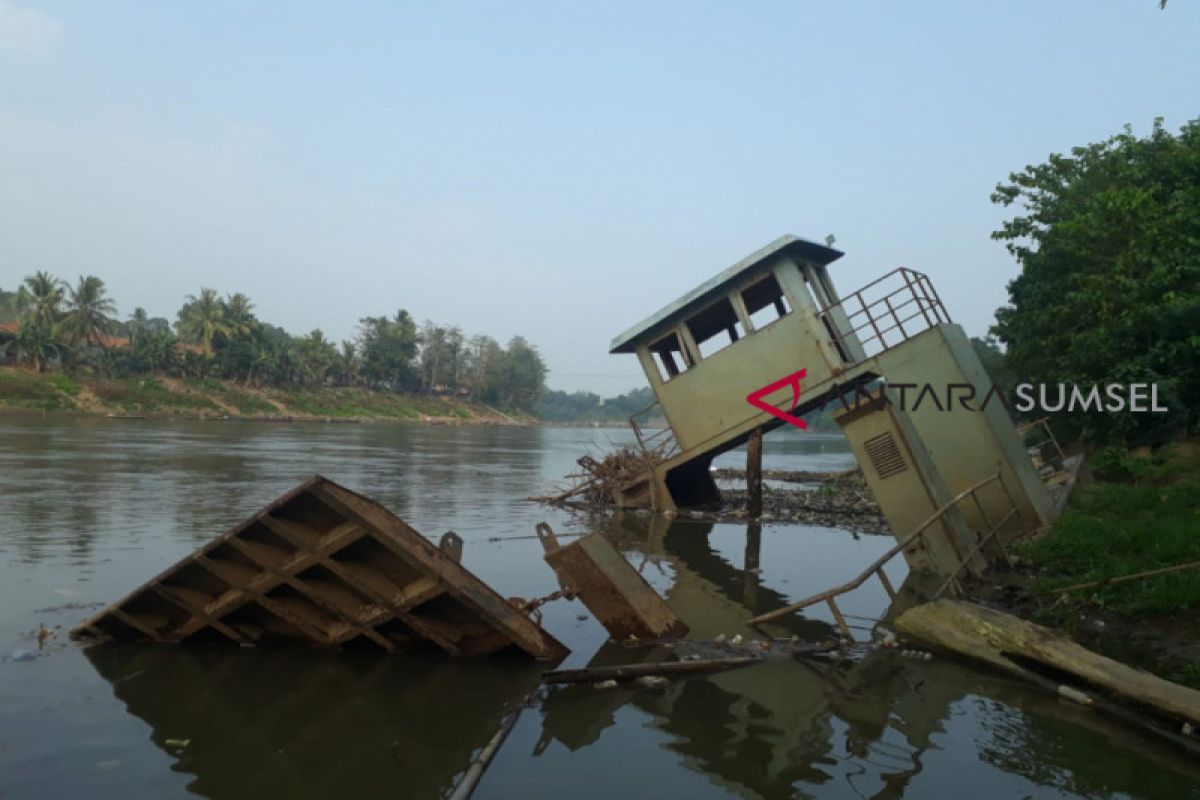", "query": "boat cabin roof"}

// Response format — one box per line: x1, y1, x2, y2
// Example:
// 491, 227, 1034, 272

608, 235, 843, 354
